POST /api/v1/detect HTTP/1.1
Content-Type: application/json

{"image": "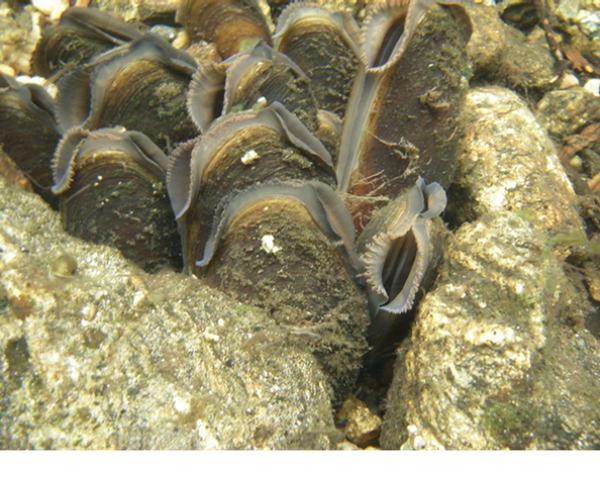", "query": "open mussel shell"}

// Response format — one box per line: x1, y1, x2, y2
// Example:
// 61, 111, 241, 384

0, 73, 61, 208
52, 127, 182, 273
336, 0, 472, 202
176, 0, 273, 60
187, 41, 318, 134
55, 33, 198, 154
356, 178, 446, 345
168, 102, 335, 268
273, 2, 360, 118
32, 7, 146, 78
199, 181, 369, 400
